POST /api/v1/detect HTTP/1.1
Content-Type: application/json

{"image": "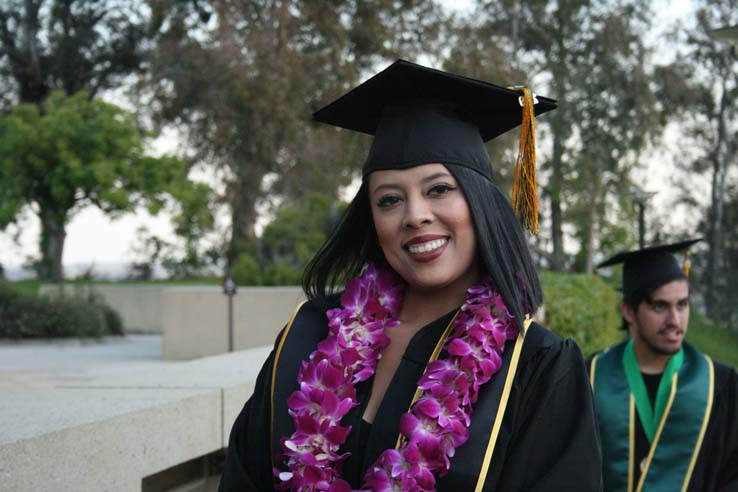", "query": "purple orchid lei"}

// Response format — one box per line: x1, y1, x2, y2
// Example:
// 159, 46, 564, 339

275, 263, 518, 492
